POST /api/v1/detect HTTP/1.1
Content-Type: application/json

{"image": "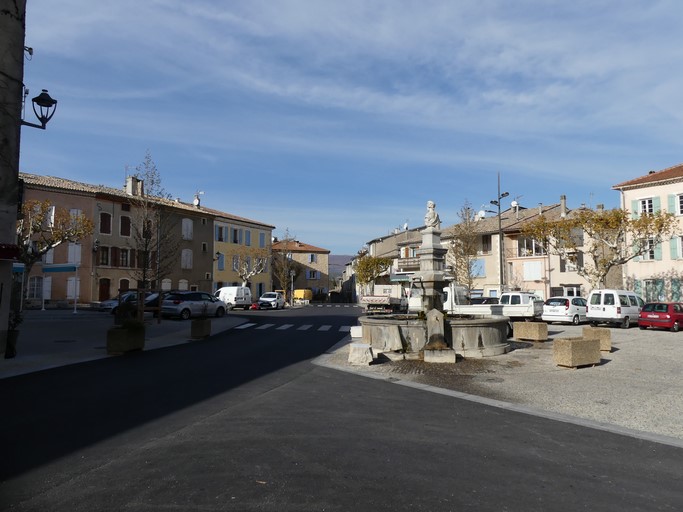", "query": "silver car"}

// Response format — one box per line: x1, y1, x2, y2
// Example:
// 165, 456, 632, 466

161, 291, 226, 320
542, 296, 588, 325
